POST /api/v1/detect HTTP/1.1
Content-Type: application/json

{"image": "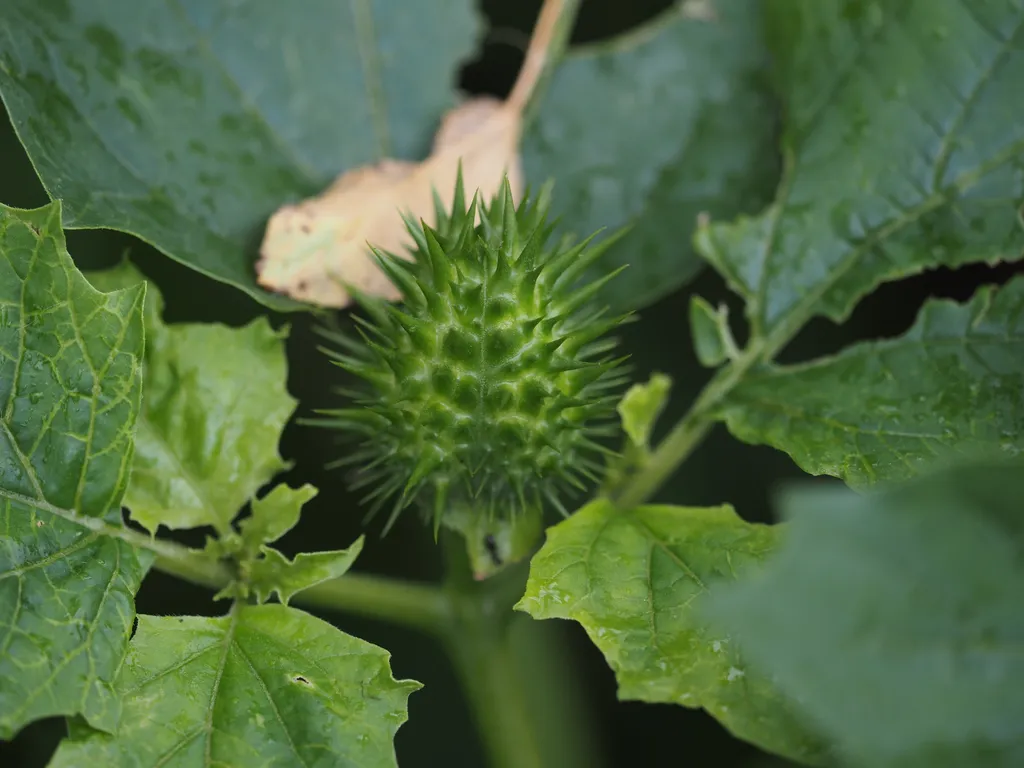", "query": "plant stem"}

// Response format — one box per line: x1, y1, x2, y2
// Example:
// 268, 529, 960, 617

444, 615, 545, 768
150, 543, 450, 631
65, 514, 455, 632
441, 541, 547, 768
290, 570, 451, 634
507, 0, 582, 122
616, 342, 765, 508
